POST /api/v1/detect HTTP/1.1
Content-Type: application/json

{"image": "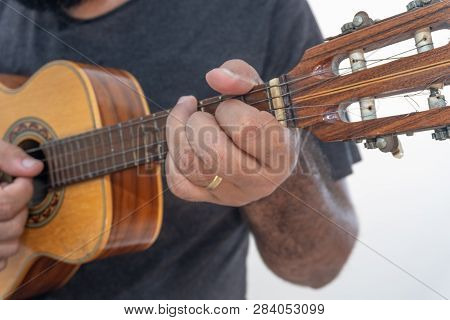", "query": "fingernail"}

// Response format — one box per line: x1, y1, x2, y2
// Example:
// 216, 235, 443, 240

220, 68, 239, 79
22, 158, 39, 168
177, 96, 191, 104
220, 68, 258, 85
